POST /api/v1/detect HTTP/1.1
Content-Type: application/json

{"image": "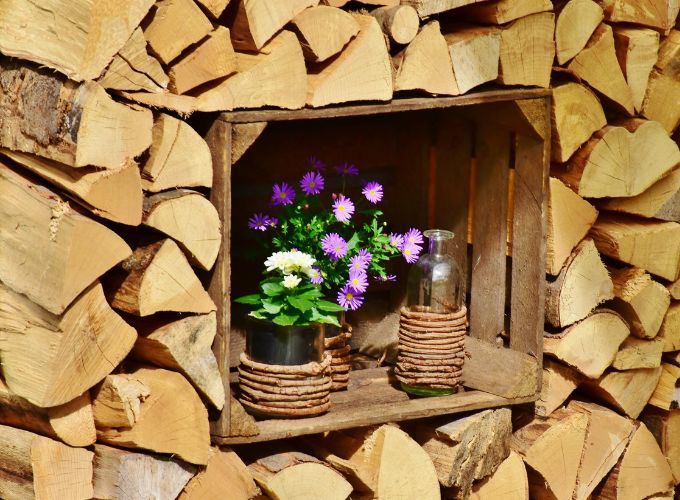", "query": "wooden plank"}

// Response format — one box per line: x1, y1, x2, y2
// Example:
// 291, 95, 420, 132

470, 125, 511, 343
205, 120, 232, 438
217, 365, 537, 444
510, 100, 549, 365
432, 114, 472, 298
218, 88, 552, 123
